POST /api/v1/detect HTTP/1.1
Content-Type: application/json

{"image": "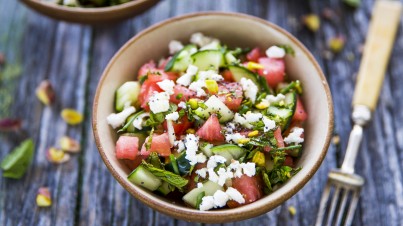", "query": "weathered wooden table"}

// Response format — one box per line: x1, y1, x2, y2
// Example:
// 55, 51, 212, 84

1, 0, 402, 225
